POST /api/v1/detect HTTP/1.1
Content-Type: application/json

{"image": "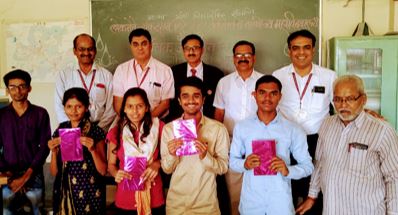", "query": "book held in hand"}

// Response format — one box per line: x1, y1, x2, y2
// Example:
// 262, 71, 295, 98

172, 118, 198, 156
120, 156, 147, 191
59, 128, 83, 162
252, 139, 277, 175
